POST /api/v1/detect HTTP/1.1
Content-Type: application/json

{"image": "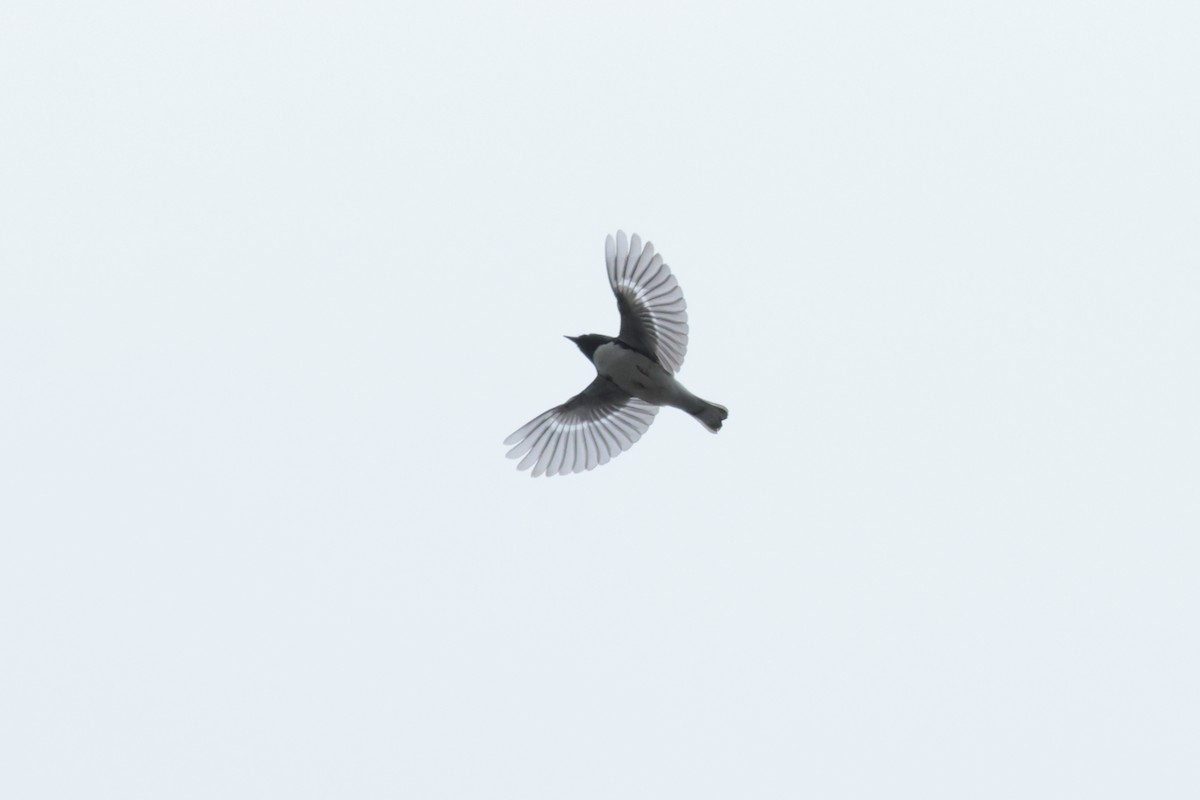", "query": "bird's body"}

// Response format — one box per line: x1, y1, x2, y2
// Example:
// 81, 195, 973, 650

593, 338, 676, 404
504, 231, 727, 477
587, 337, 725, 431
